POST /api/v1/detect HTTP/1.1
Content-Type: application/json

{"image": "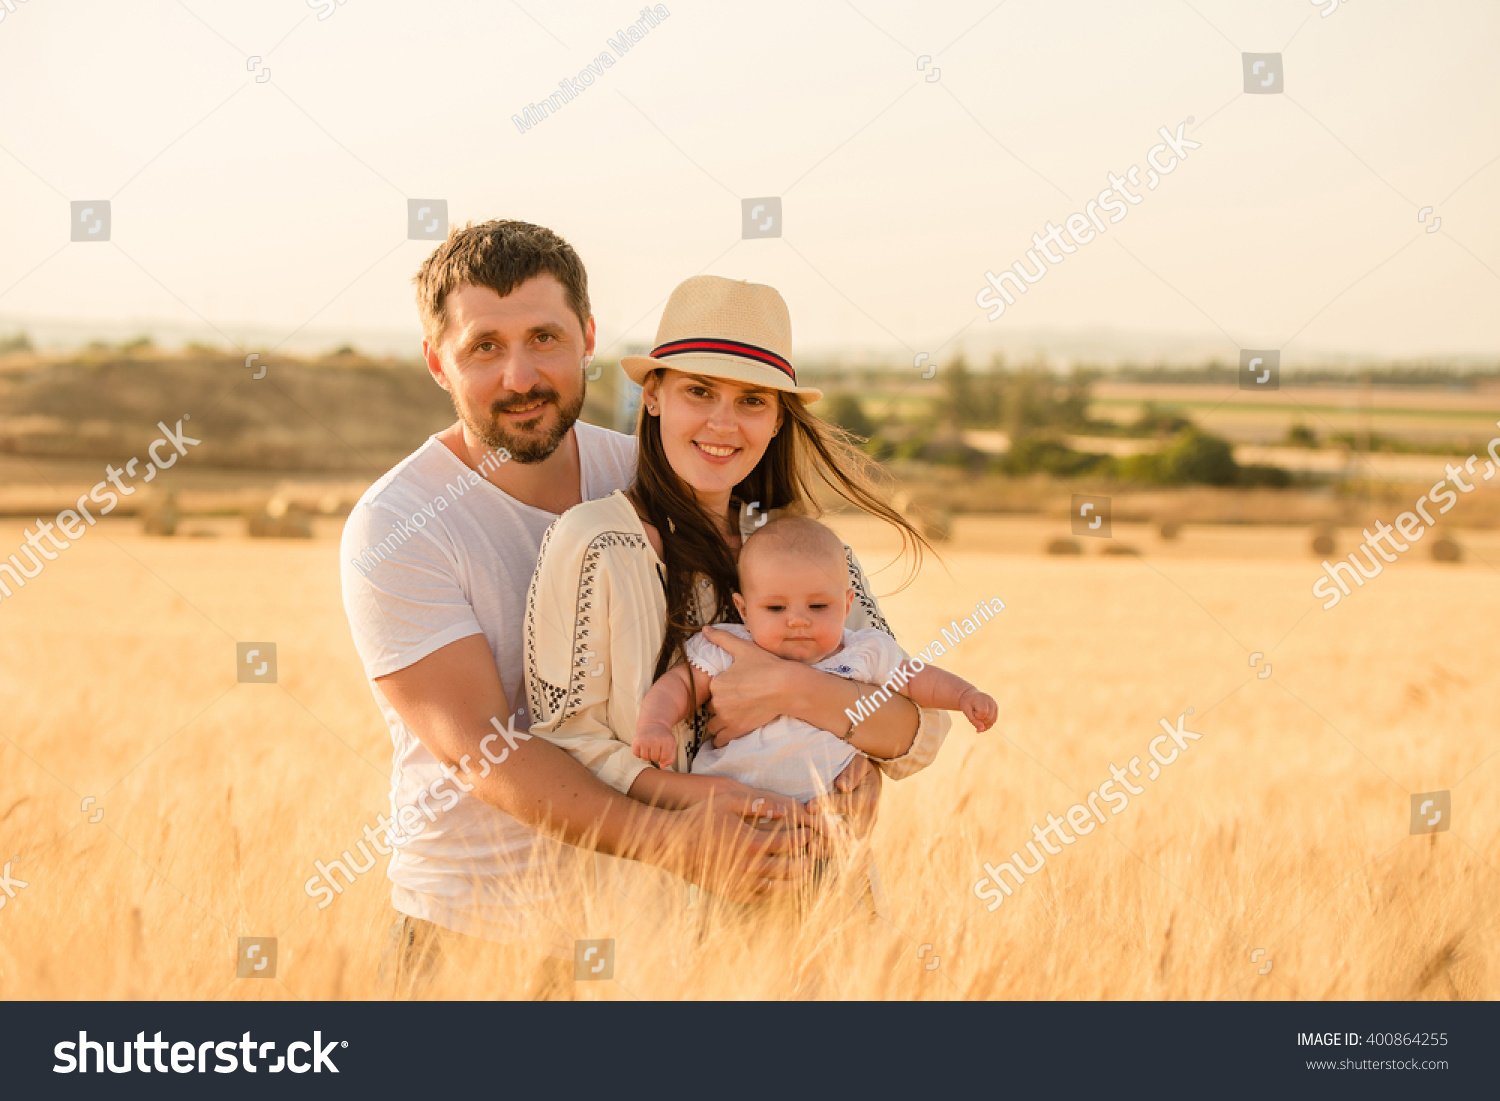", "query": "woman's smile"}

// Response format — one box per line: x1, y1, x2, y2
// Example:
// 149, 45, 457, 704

692, 440, 741, 463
